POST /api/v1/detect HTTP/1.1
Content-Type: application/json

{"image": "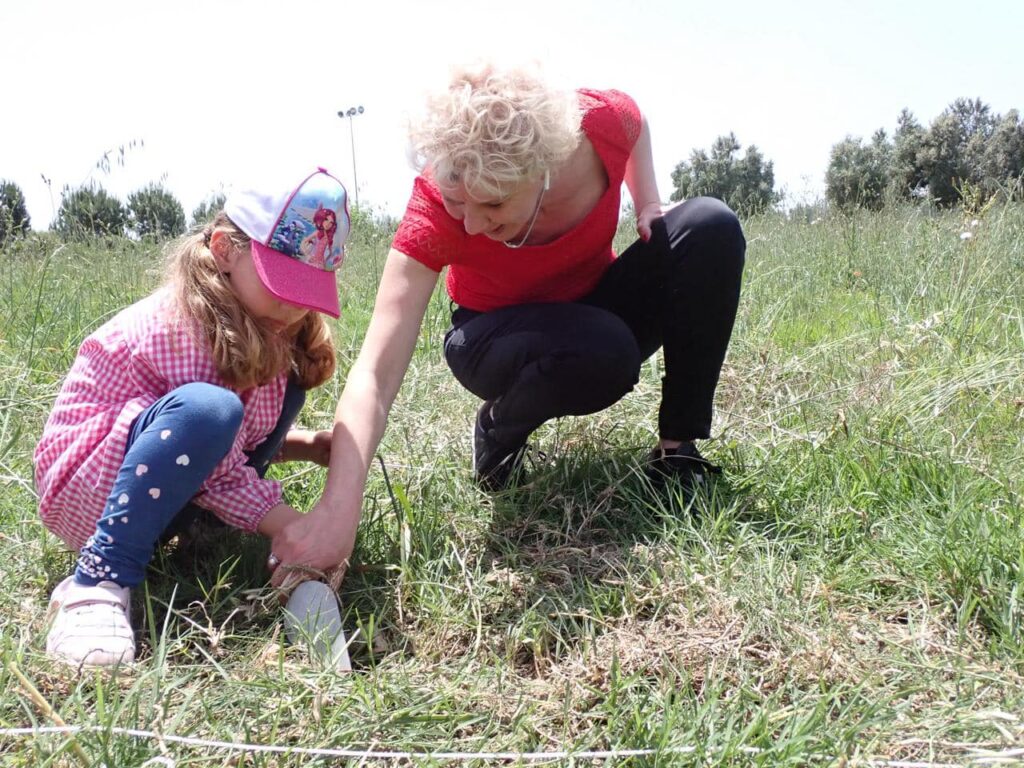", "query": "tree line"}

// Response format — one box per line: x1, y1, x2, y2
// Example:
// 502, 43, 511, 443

668, 97, 1022, 216
826, 99, 1024, 211
2, 96, 1022, 244
0, 181, 224, 244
